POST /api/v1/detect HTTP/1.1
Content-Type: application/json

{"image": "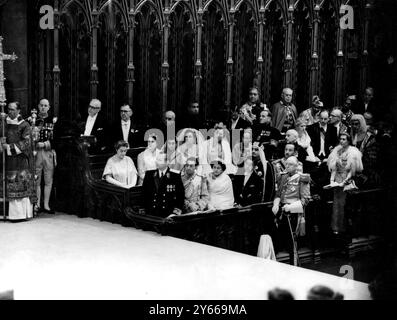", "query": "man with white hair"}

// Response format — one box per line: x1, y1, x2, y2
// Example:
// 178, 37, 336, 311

160, 110, 177, 141
272, 156, 311, 264
271, 88, 297, 133
330, 108, 348, 136
277, 129, 307, 164
81, 98, 108, 152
